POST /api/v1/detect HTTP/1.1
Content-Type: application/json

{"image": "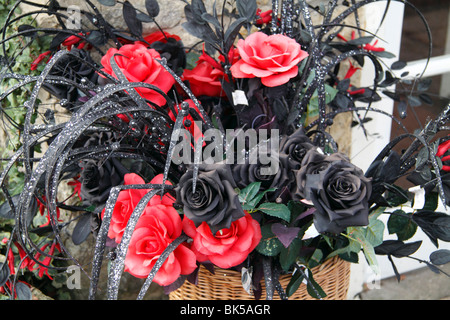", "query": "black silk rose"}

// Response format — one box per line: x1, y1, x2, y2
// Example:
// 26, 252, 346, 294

304, 160, 372, 234
279, 128, 315, 170
43, 49, 98, 110
79, 158, 130, 205
293, 148, 349, 200
176, 163, 245, 233
231, 143, 291, 201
